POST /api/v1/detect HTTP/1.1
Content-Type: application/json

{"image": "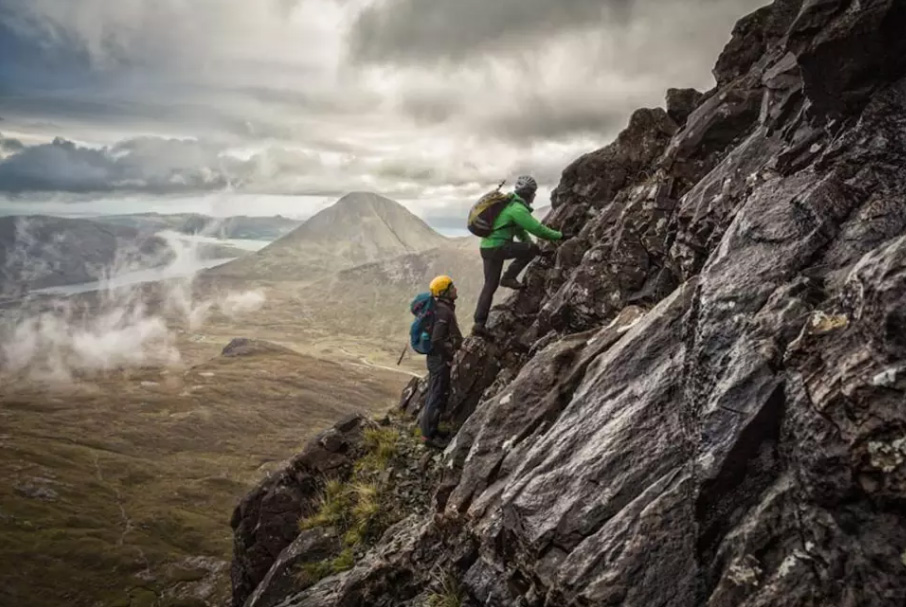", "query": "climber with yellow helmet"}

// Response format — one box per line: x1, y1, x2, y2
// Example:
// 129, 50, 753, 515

418, 274, 462, 447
